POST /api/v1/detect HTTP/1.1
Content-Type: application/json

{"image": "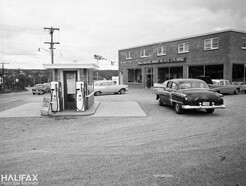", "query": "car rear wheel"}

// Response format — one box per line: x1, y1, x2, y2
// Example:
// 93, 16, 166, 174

175, 103, 183, 114
206, 109, 215, 113
94, 91, 101, 96
234, 89, 239, 95
159, 99, 164, 106
119, 89, 126, 94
